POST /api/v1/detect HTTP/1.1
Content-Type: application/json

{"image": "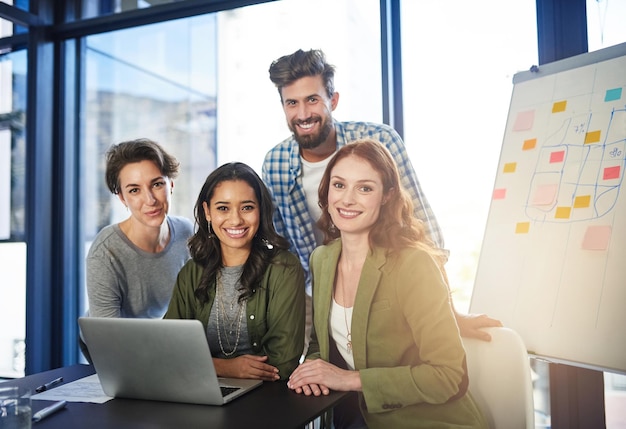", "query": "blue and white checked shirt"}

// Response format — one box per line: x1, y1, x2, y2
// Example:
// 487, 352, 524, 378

262, 120, 444, 295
